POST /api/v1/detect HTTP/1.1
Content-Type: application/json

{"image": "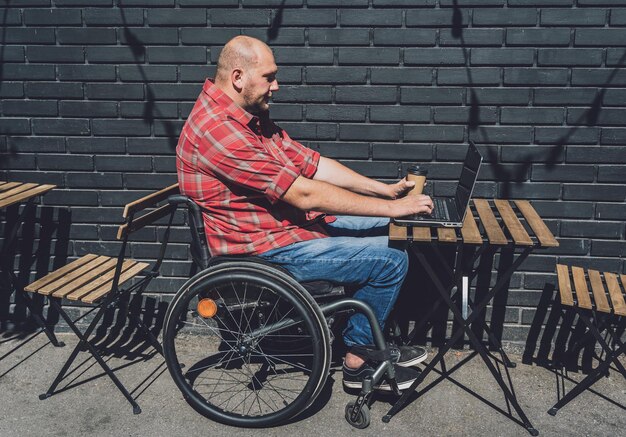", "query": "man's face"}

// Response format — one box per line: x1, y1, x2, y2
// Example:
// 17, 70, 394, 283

241, 49, 279, 115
